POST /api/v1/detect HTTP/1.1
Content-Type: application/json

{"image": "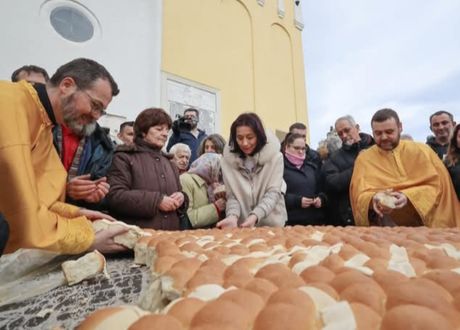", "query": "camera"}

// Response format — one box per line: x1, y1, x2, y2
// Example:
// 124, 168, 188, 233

172, 114, 193, 133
